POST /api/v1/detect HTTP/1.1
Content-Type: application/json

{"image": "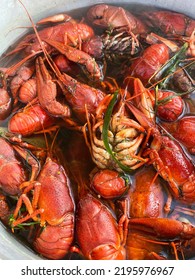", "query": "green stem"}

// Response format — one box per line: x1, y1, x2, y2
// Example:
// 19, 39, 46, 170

151, 43, 189, 88
102, 91, 134, 174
